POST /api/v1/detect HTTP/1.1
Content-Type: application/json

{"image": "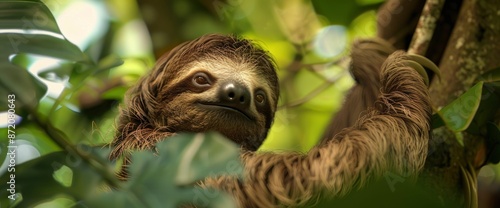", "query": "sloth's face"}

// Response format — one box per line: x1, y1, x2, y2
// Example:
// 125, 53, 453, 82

160, 58, 277, 150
